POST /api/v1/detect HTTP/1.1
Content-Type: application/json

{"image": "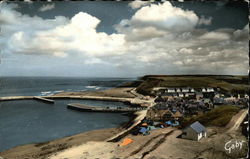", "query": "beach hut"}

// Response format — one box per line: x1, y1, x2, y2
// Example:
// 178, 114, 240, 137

182, 121, 207, 141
